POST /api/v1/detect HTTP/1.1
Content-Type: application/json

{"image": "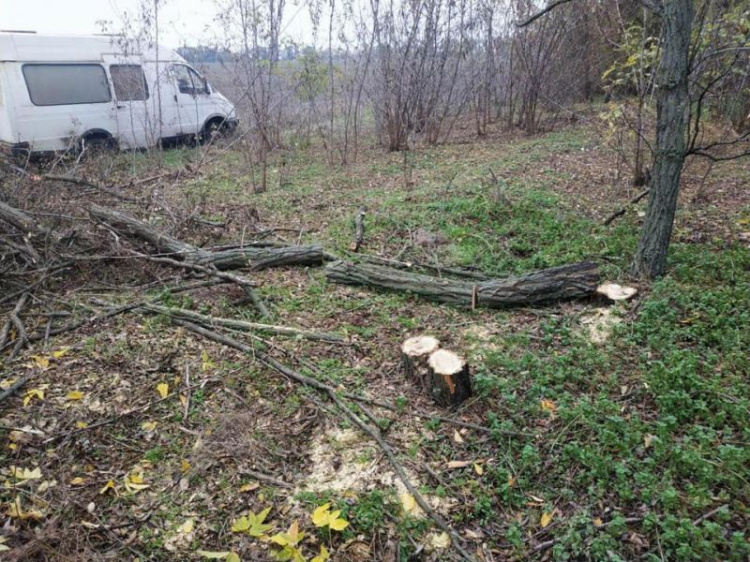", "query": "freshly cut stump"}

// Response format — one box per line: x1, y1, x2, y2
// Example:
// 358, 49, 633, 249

402, 336, 440, 391
428, 349, 472, 407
